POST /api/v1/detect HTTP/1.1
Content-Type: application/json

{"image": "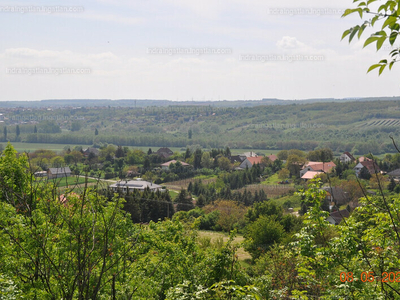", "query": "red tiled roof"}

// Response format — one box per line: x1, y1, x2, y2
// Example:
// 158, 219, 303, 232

301, 171, 323, 179
360, 161, 380, 174
268, 154, 278, 162
161, 160, 189, 167
246, 156, 264, 165
304, 161, 336, 173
